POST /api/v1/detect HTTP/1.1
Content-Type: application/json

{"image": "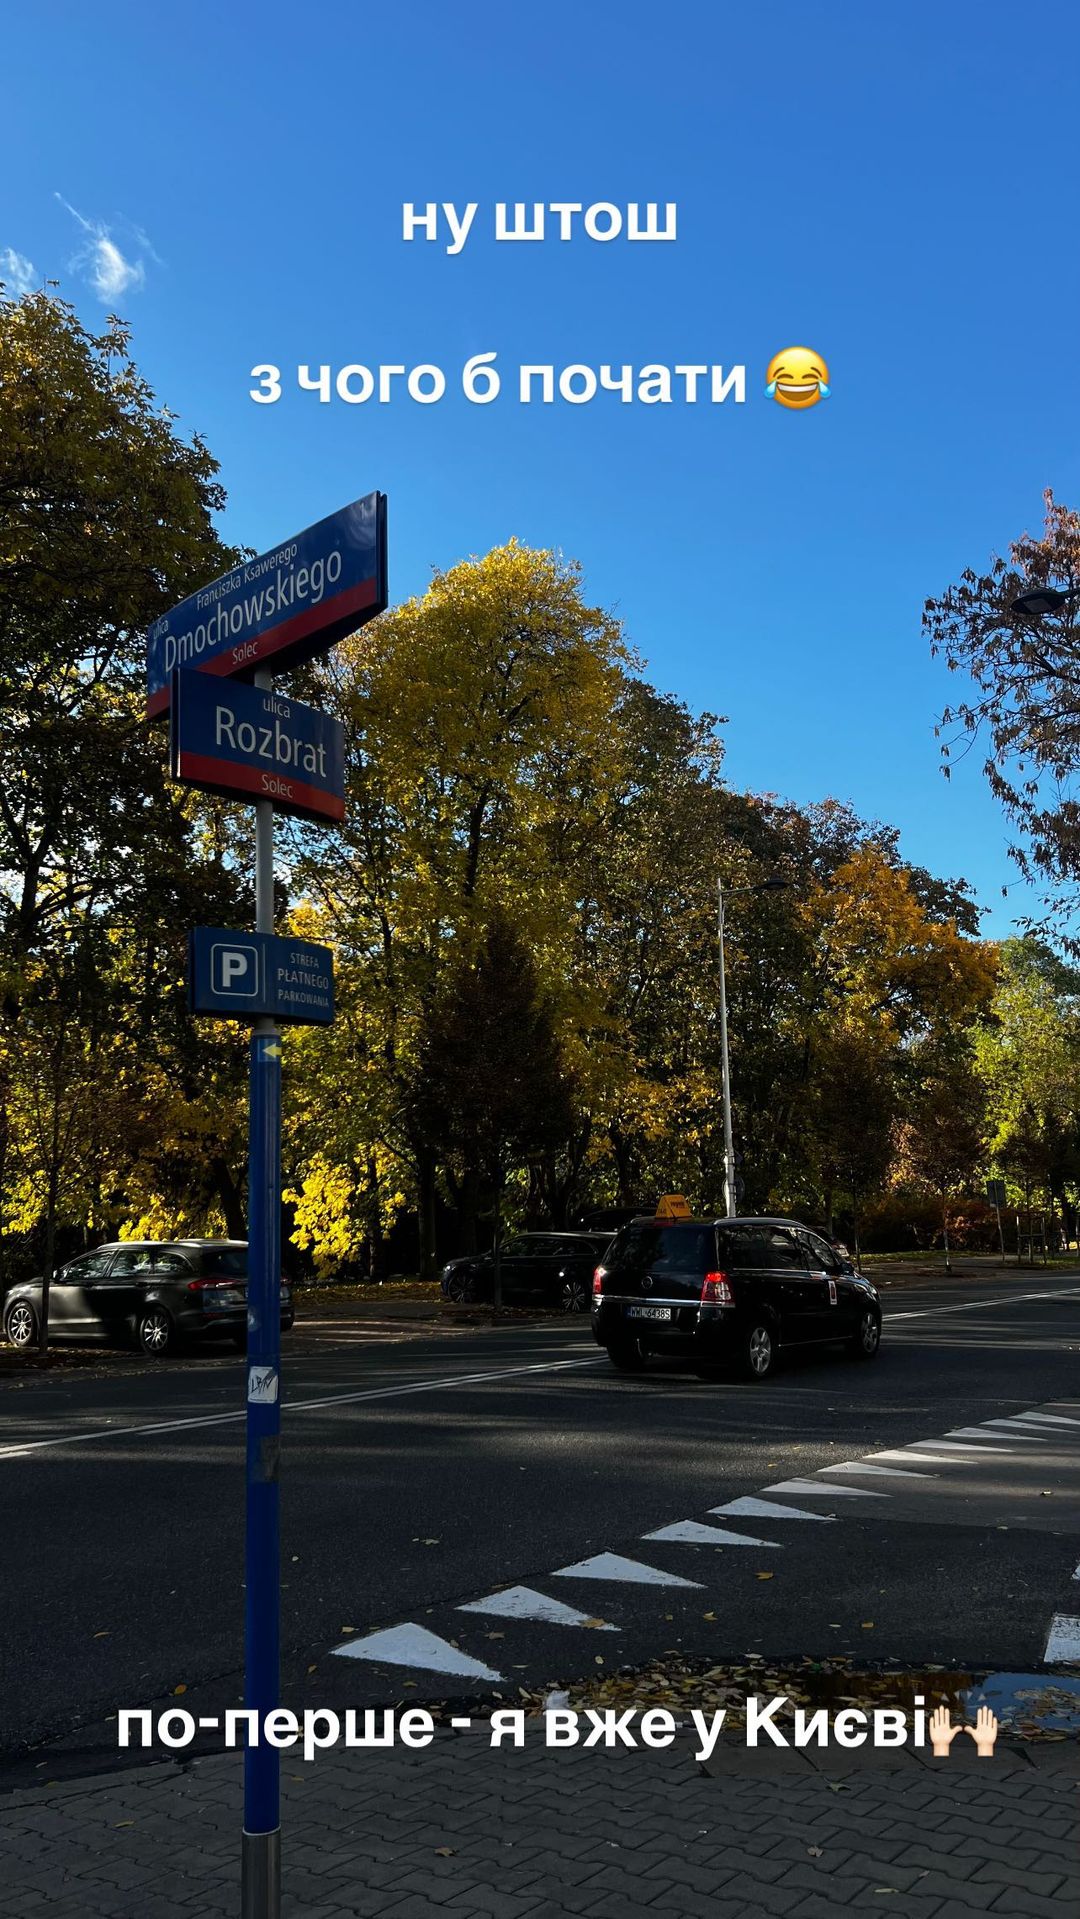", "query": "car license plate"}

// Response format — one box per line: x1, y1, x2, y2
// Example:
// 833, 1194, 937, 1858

626, 1305, 672, 1322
